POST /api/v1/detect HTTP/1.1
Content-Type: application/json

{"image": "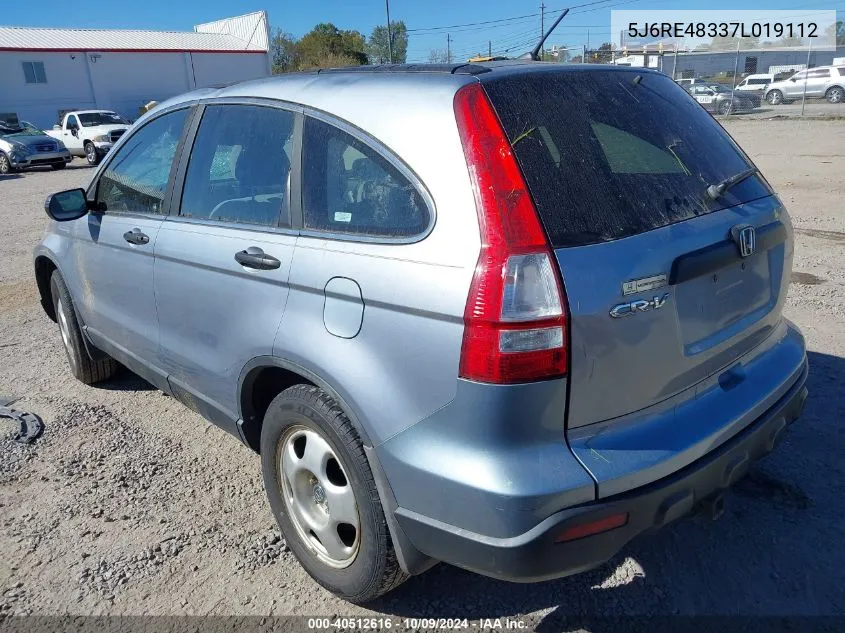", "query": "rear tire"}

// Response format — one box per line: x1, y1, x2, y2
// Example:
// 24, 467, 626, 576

826, 86, 845, 104
260, 384, 407, 603
50, 270, 118, 384
766, 90, 784, 105
84, 141, 100, 166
